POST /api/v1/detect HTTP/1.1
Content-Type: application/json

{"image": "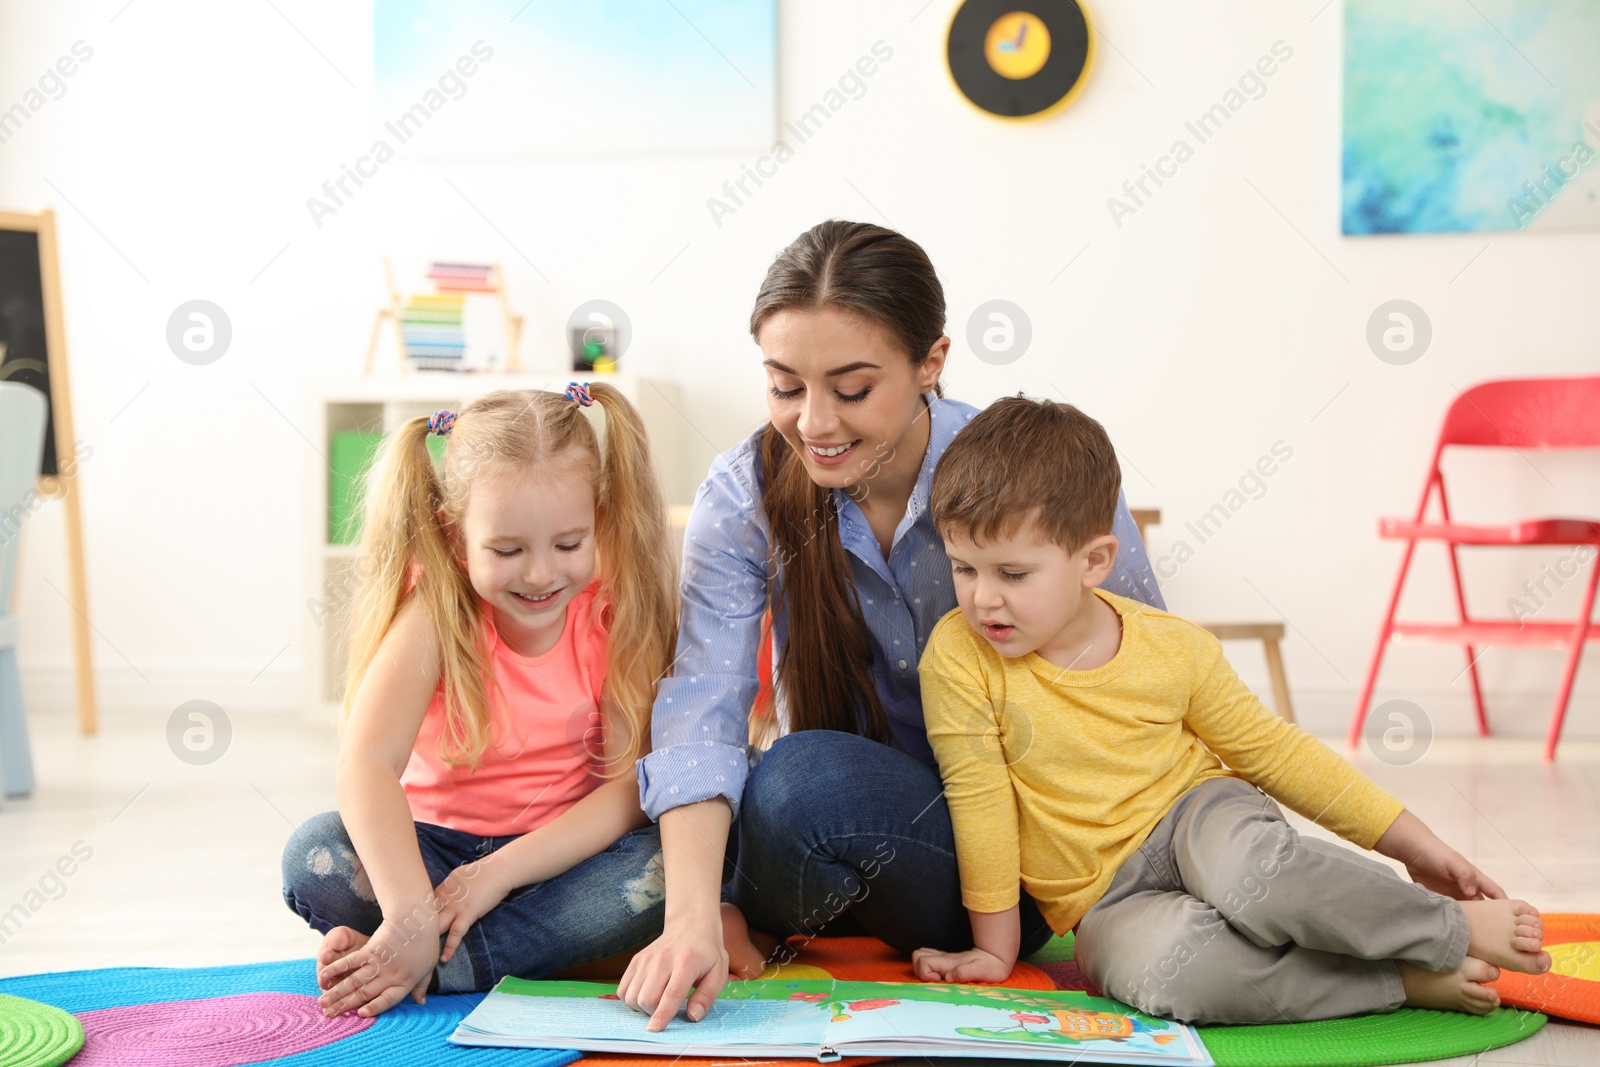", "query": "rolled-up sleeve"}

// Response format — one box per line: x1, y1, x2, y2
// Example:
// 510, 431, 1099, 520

637, 441, 771, 822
